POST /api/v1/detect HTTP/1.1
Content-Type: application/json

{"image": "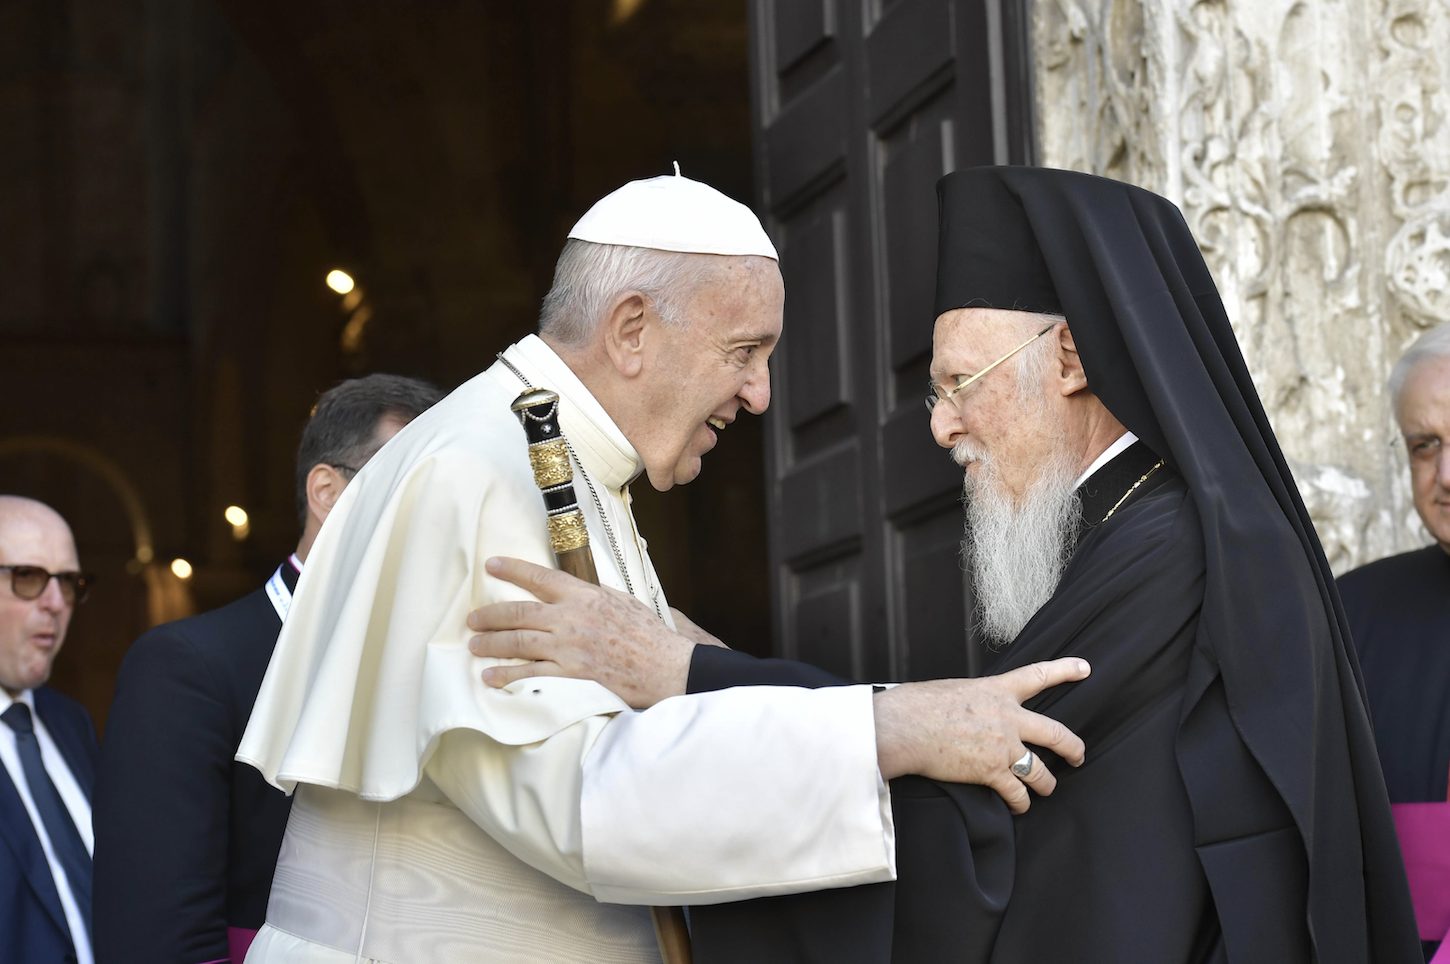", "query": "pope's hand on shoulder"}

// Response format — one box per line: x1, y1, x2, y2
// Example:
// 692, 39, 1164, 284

468, 555, 1090, 813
